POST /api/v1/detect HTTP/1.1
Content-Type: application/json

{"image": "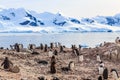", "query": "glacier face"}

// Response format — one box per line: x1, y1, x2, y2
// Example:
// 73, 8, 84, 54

0, 8, 120, 33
